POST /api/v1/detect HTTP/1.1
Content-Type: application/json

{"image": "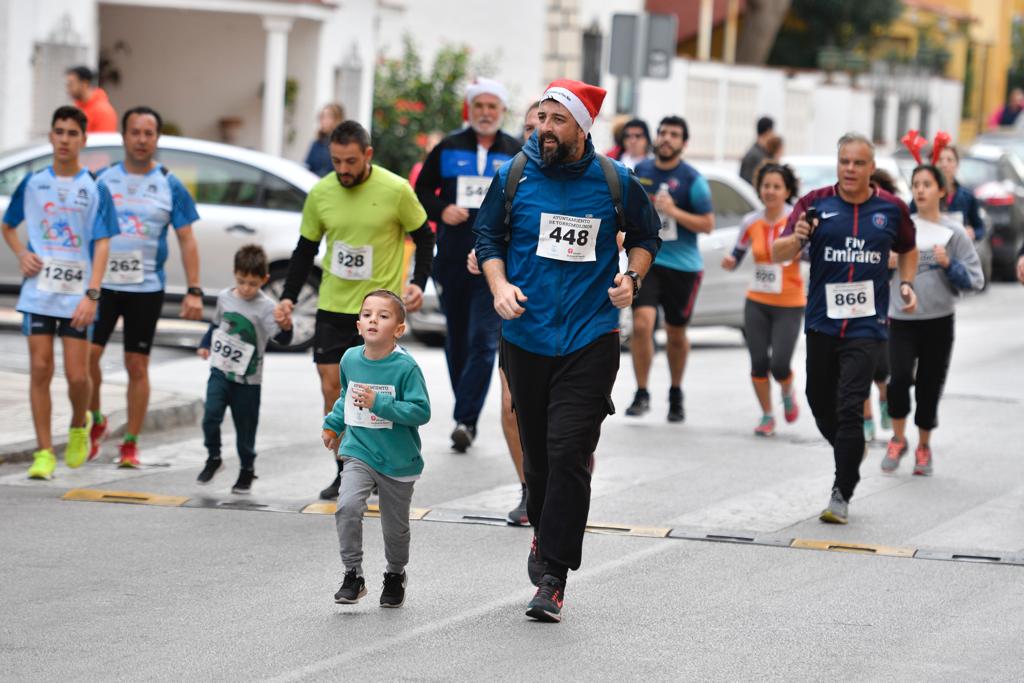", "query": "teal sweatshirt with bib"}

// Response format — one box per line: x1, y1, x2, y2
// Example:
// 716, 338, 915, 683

323, 345, 430, 478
